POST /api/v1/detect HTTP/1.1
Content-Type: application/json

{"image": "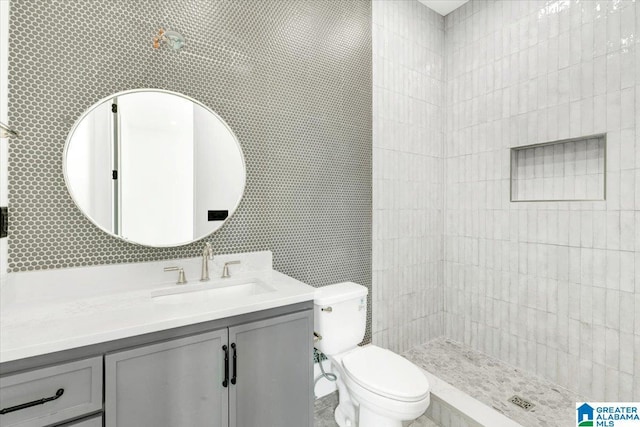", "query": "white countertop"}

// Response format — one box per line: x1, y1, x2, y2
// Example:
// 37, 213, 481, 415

0, 251, 316, 364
